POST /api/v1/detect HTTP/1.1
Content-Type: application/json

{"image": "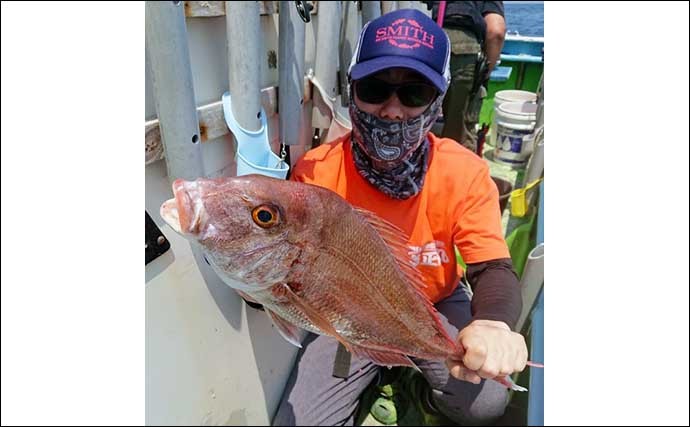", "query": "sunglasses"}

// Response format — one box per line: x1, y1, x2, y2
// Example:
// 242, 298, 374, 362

354, 77, 438, 108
